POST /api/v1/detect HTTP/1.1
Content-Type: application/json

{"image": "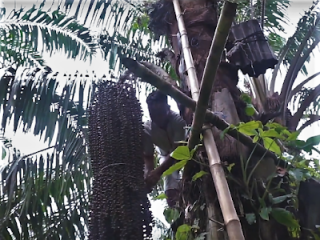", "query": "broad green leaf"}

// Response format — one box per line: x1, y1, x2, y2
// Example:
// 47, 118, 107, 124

153, 193, 167, 200
237, 121, 262, 136
253, 135, 259, 143
163, 208, 180, 224
260, 129, 284, 139
240, 93, 252, 104
291, 140, 307, 149
245, 104, 256, 116
192, 171, 208, 181
163, 160, 188, 177
271, 208, 299, 229
266, 122, 286, 131
304, 135, 320, 149
259, 207, 271, 221
288, 169, 305, 182
176, 224, 192, 240
171, 146, 191, 161
262, 137, 281, 155
286, 131, 300, 141
246, 213, 256, 225
272, 194, 291, 205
